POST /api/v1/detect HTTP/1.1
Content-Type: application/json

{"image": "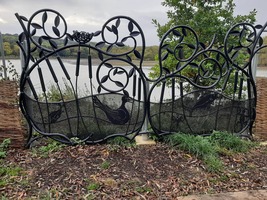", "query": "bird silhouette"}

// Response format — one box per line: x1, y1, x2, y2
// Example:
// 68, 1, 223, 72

48, 103, 63, 123
189, 93, 218, 116
92, 95, 131, 125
